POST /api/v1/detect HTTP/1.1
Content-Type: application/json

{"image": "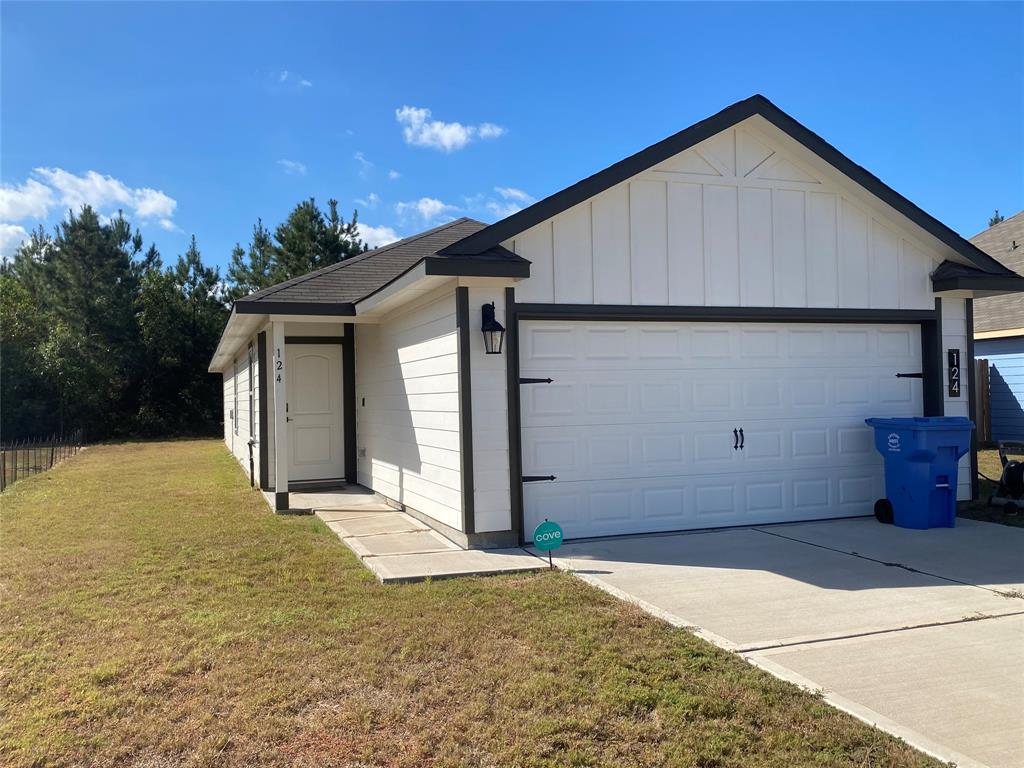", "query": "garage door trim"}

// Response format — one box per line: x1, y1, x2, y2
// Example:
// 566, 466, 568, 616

506, 298, 945, 544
